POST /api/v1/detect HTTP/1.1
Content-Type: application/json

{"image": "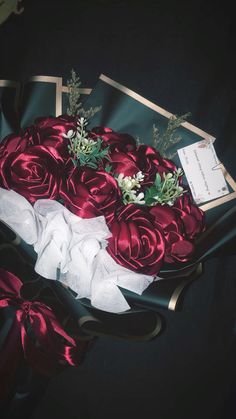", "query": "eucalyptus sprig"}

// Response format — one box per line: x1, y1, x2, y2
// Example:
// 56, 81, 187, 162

64, 117, 109, 169
144, 168, 185, 206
